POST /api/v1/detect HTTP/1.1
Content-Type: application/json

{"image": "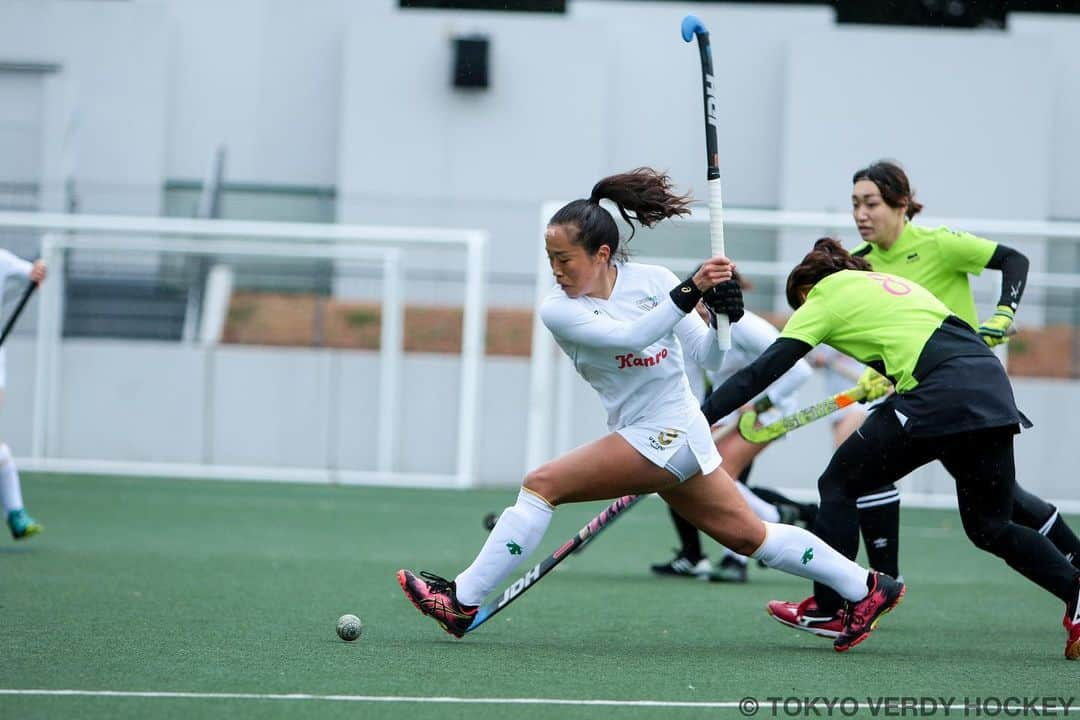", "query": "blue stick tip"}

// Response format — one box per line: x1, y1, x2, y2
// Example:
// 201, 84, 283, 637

680, 15, 707, 42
